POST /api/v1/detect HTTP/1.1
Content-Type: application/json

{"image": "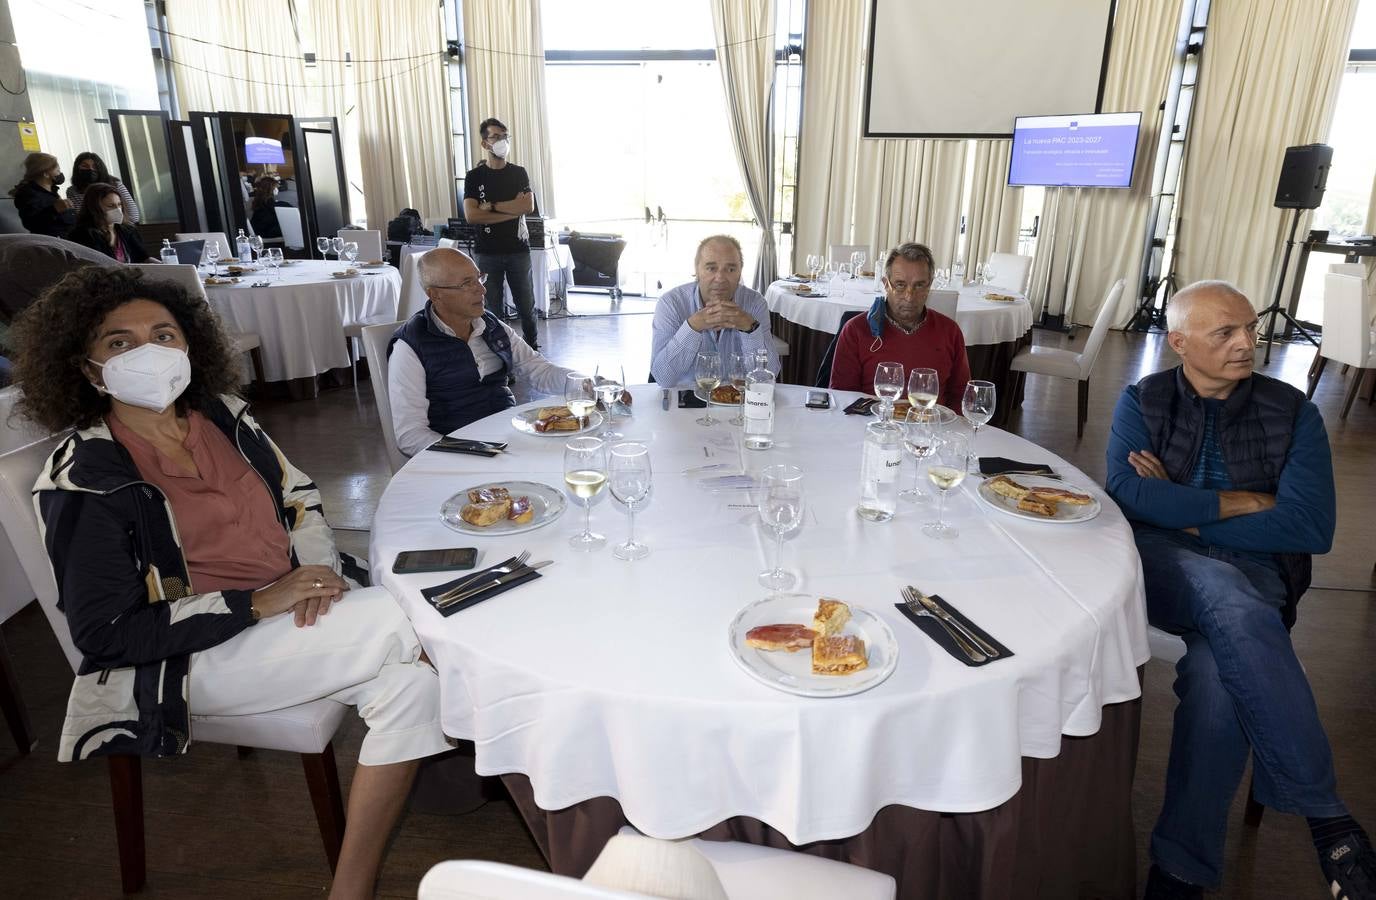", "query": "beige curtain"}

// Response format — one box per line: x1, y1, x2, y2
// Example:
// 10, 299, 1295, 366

965, 140, 1023, 268
852, 139, 968, 267
1175, 0, 1359, 310
461, 0, 556, 217
165, 1, 316, 114
1025, 0, 1179, 325
710, 0, 777, 290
